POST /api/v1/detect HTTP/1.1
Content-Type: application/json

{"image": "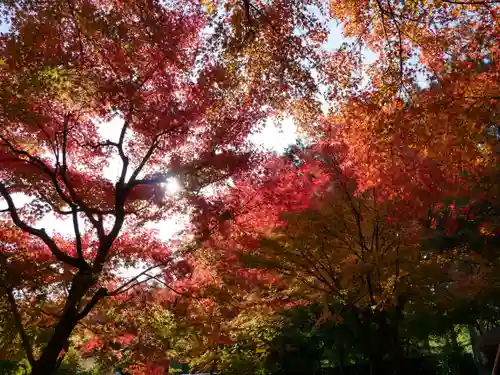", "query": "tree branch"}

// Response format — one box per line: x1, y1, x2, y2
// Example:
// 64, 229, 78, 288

108, 260, 171, 296
108, 276, 152, 296
1, 283, 36, 367
72, 206, 84, 260
55, 116, 101, 233
77, 287, 108, 320
0, 182, 85, 269
144, 273, 198, 299
127, 172, 176, 188
0, 134, 75, 207
116, 114, 132, 186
